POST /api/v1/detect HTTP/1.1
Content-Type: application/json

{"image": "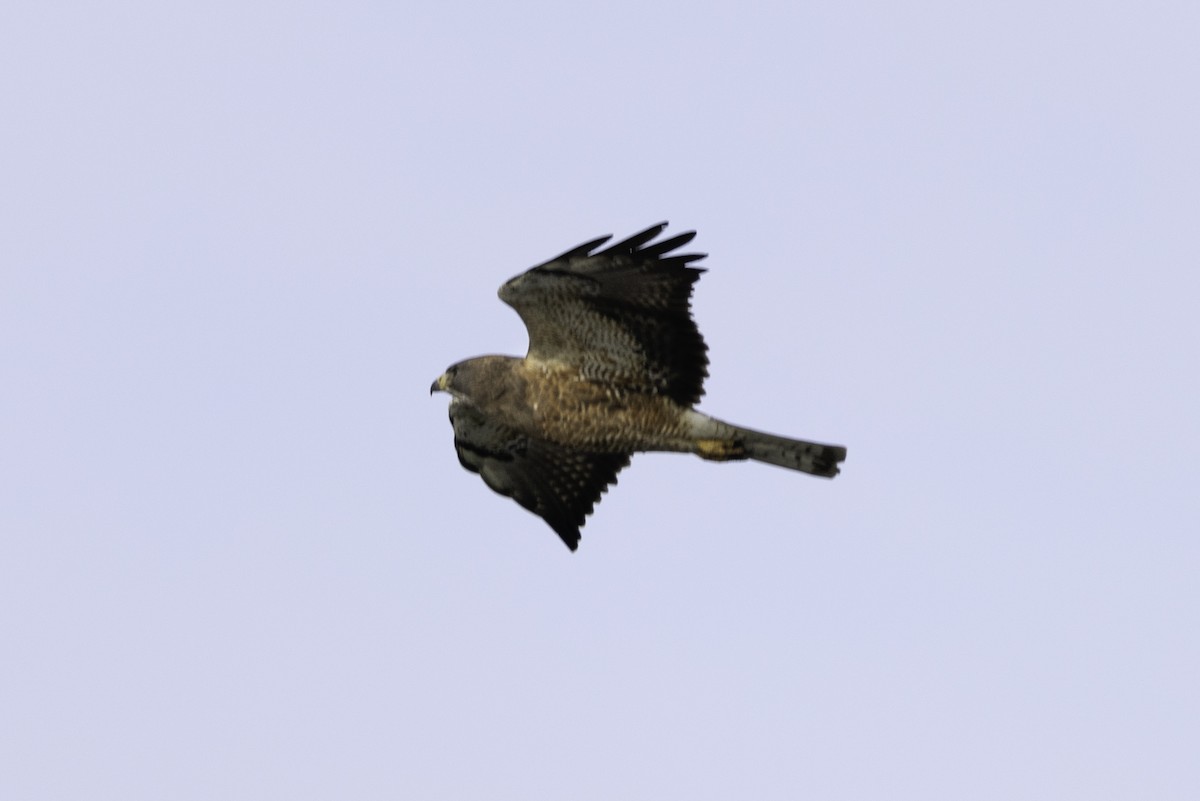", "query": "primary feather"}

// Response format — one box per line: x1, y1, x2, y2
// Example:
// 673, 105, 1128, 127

432, 223, 846, 551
